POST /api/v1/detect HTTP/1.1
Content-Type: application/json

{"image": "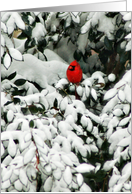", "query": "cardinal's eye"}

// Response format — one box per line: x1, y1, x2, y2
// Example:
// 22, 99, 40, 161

69, 65, 75, 71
